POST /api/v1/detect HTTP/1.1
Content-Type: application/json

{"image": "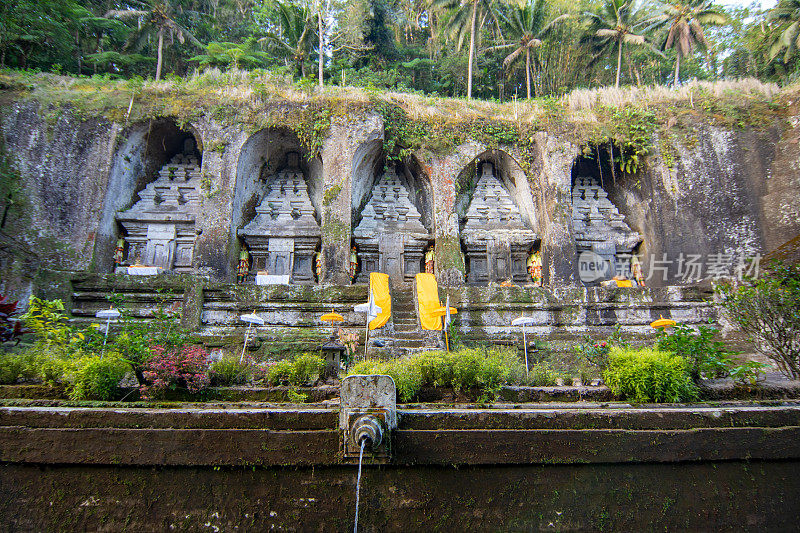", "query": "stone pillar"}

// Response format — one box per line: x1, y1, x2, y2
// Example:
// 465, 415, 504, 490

430, 145, 480, 286
320, 114, 383, 285
534, 133, 579, 286
191, 118, 241, 281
